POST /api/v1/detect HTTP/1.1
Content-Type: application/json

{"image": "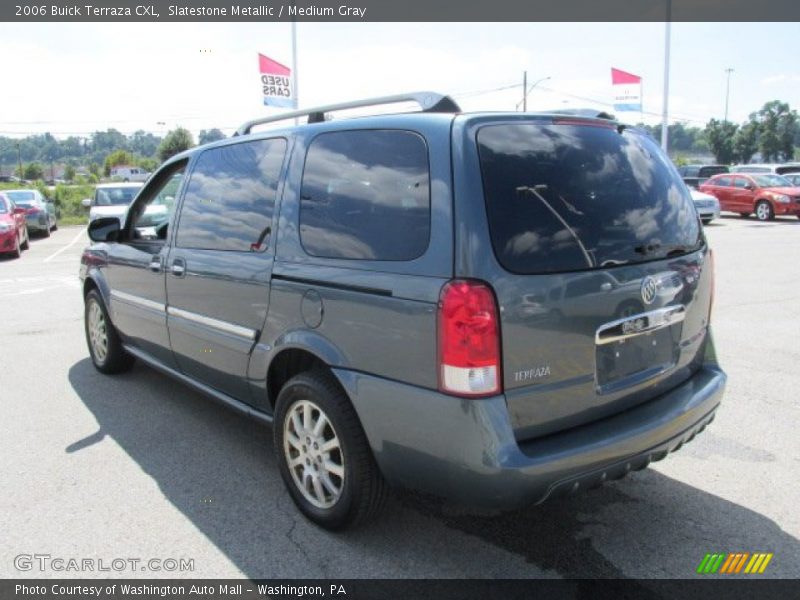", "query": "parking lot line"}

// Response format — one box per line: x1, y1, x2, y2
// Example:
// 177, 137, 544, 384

43, 227, 87, 263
